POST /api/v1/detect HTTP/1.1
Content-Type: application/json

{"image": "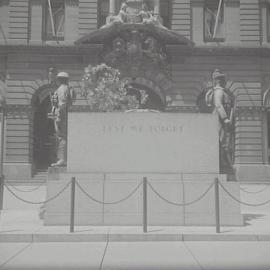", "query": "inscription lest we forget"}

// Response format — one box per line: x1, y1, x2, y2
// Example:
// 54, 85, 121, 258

102, 125, 184, 134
